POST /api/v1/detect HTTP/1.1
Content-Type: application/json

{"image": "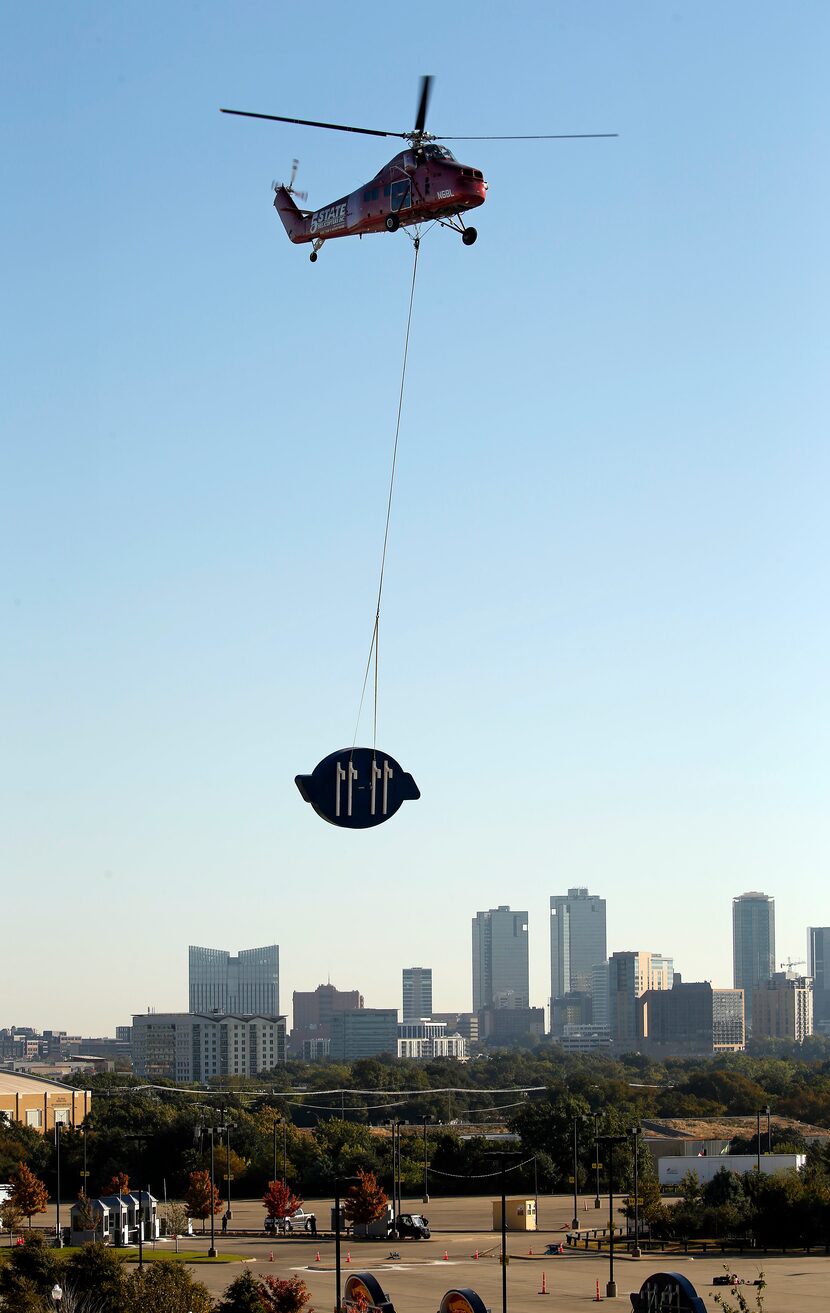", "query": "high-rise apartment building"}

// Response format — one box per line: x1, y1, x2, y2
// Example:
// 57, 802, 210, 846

550, 888, 607, 1001
132, 1012, 286, 1081
808, 928, 830, 1033
608, 950, 673, 1048
752, 972, 813, 1043
402, 968, 433, 1020
472, 906, 529, 1011
732, 893, 775, 1030
189, 944, 279, 1016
